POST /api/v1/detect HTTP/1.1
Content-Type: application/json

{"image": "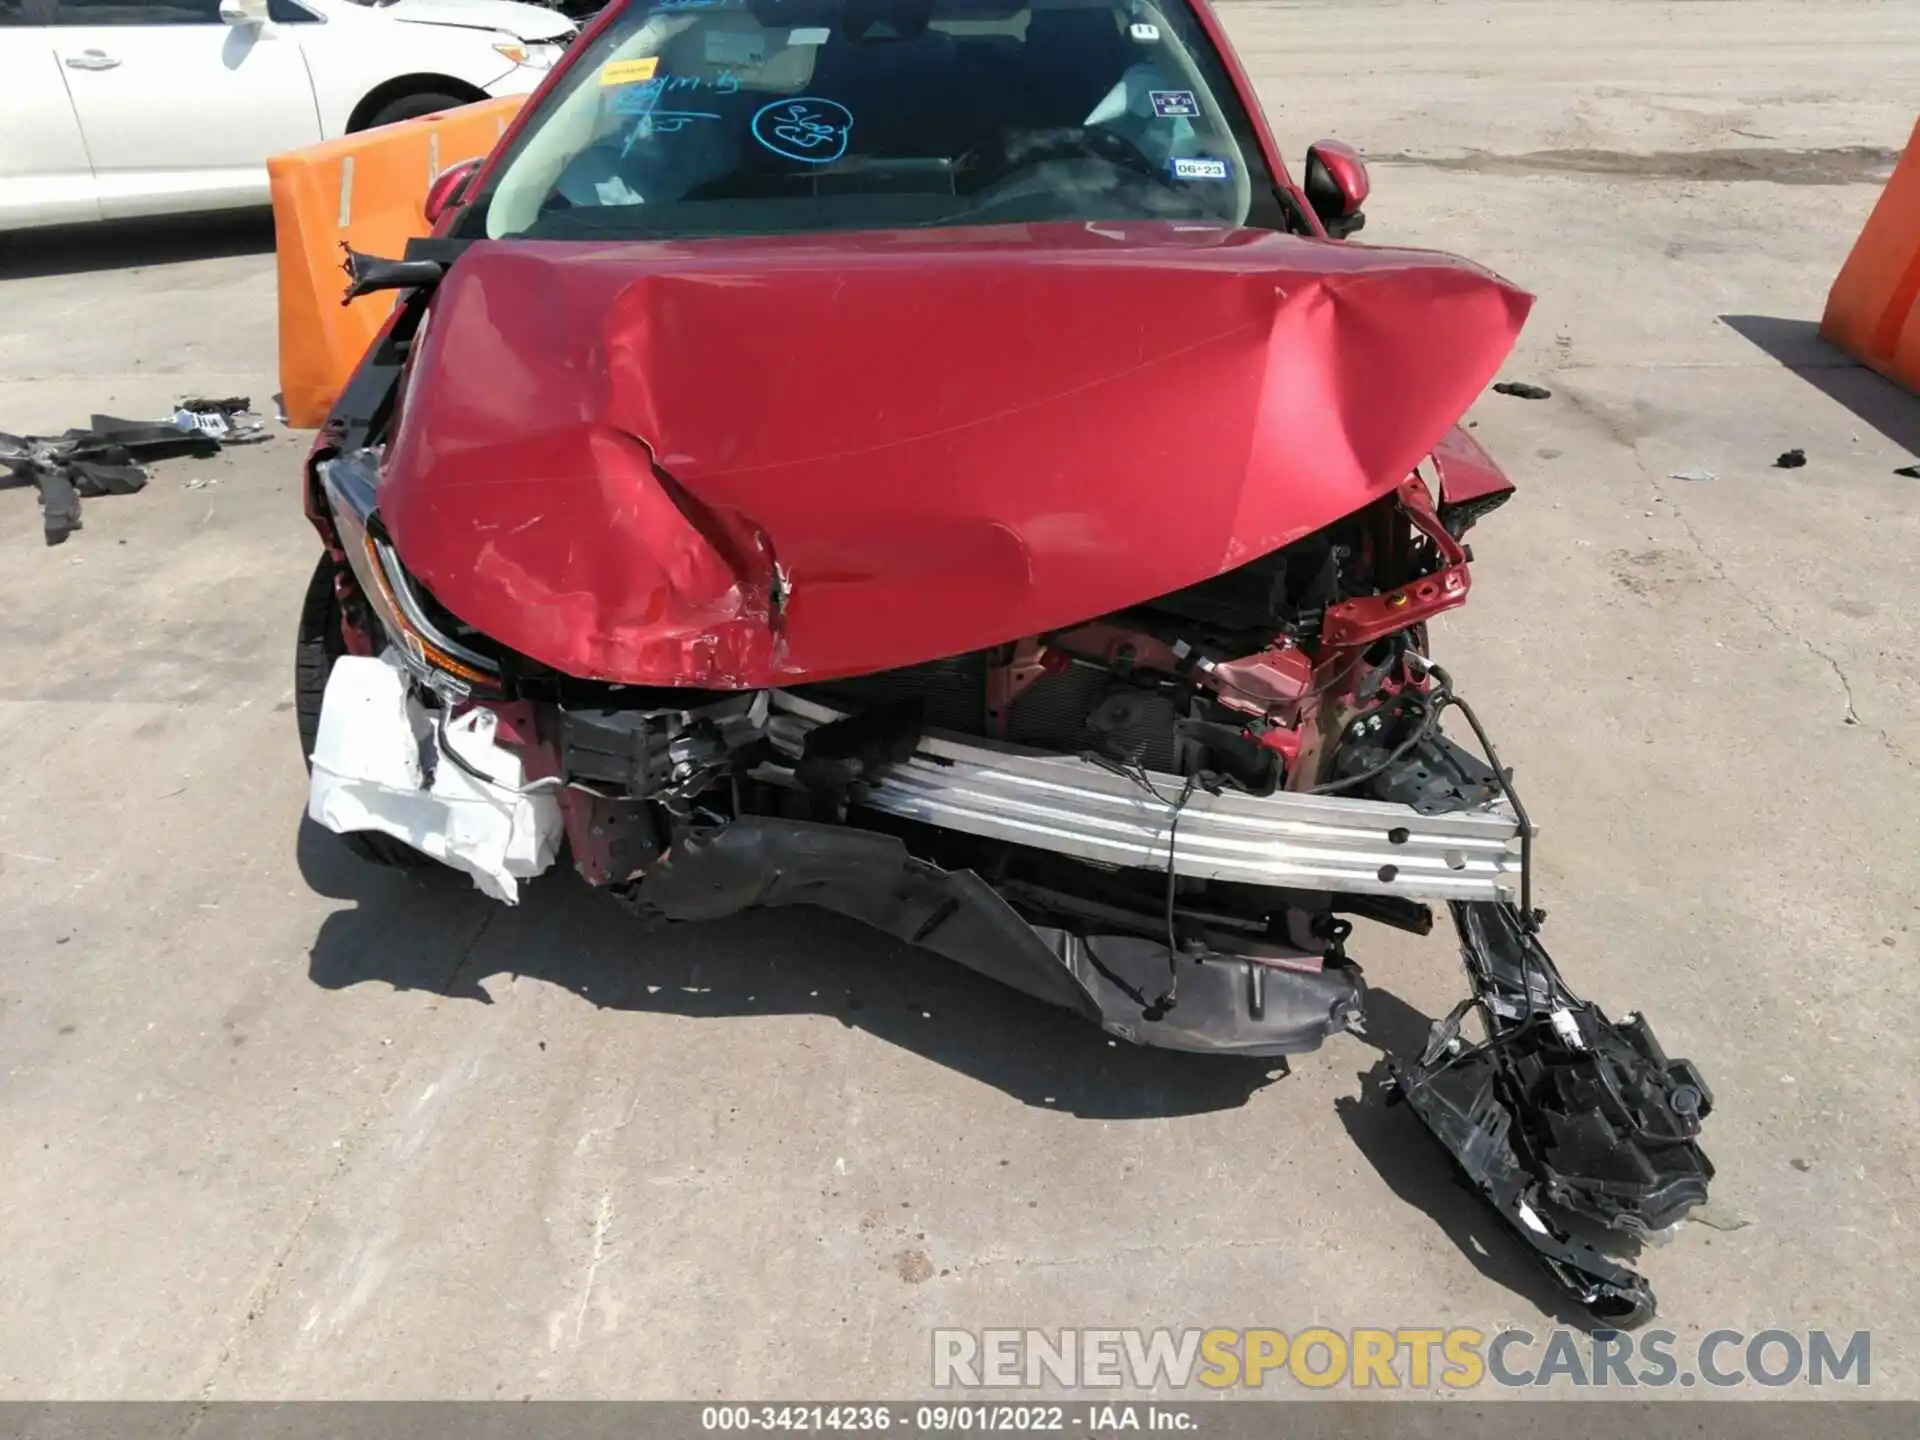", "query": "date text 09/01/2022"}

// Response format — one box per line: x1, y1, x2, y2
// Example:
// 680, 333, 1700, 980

701, 1405, 1193, 1432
